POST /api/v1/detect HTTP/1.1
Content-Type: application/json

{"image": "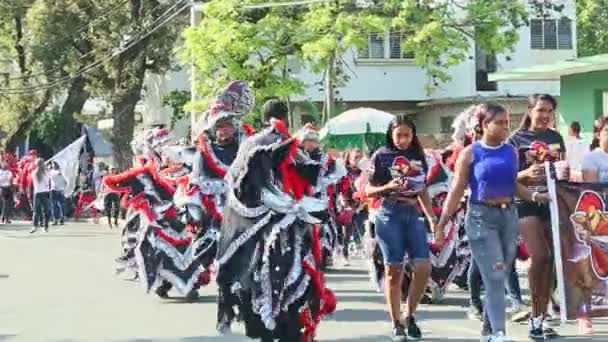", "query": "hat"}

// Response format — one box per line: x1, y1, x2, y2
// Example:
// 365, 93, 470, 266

201, 81, 254, 132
